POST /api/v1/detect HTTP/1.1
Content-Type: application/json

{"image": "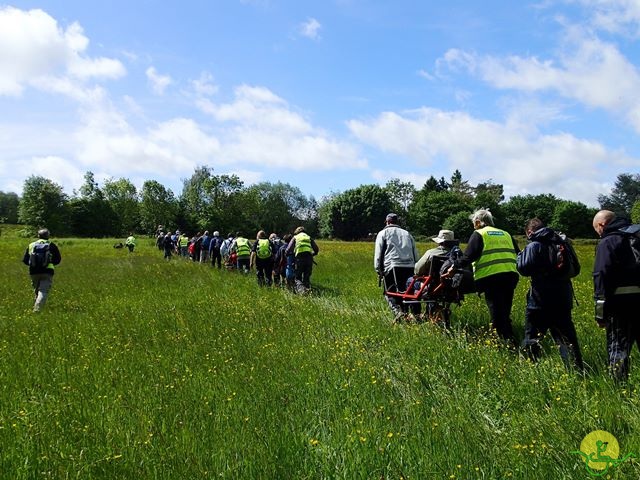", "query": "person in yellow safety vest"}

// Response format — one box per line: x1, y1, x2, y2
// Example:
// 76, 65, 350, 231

232, 232, 252, 273
178, 232, 190, 257
447, 209, 520, 344
125, 233, 136, 253
250, 230, 275, 286
285, 226, 319, 294
22, 228, 62, 312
